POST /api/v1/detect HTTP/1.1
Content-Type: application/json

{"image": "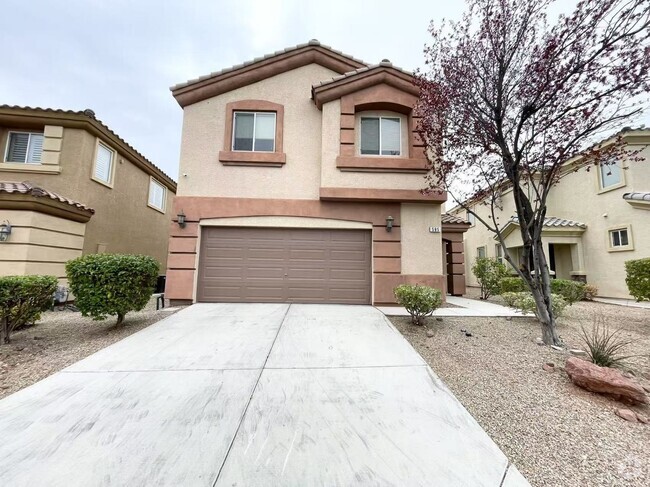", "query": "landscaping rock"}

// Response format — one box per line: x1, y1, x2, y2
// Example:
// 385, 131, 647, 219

535, 338, 545, 346
551, 345, 563, 351
643, 385, 650, 394
465, 332, 473, 337
615, 408, 638, 422
436, 317, 443, 322
426, 329, 434, 338
565, 357, 649, 405
636, 413, 649, 424
542, 363, 555, 372
569, 349, 587, 357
